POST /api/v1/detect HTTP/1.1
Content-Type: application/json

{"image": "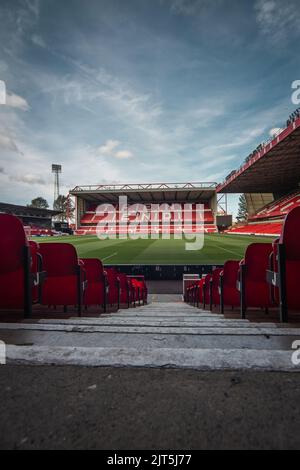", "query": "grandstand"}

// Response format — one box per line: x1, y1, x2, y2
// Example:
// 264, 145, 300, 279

70, 182, 222, 236
218, 114, 300, 236
0, 202, 60, 236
